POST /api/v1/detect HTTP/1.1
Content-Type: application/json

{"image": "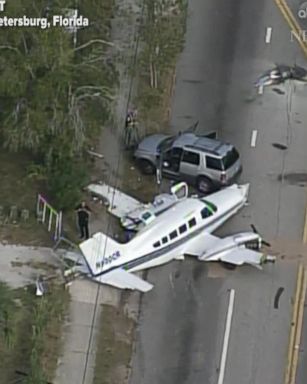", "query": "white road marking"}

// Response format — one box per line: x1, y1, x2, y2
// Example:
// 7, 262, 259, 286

250, 130, 258, 148
169, 273, 177, 298
217, 289, 235, 384
169, 273, 174, 290
258, 85, 264, 94
265, 27, 272, 43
